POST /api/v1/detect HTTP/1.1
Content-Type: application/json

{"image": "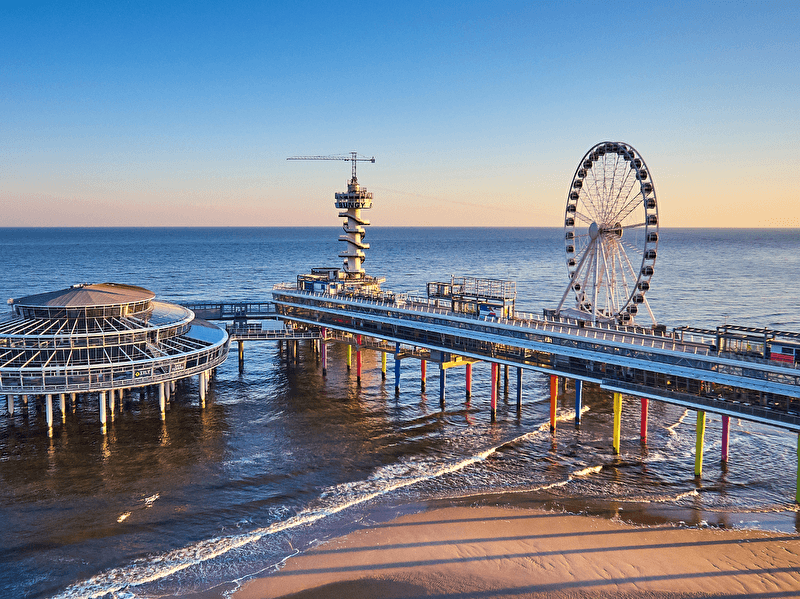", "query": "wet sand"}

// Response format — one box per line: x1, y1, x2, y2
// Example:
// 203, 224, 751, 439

234, 505, 800, 599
